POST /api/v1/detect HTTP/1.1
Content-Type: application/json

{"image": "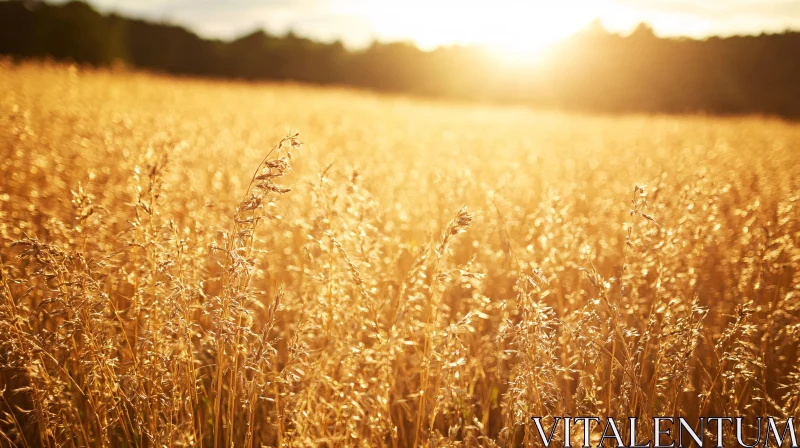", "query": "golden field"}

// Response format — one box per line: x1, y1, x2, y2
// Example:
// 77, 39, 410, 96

0, 61, 798, 447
